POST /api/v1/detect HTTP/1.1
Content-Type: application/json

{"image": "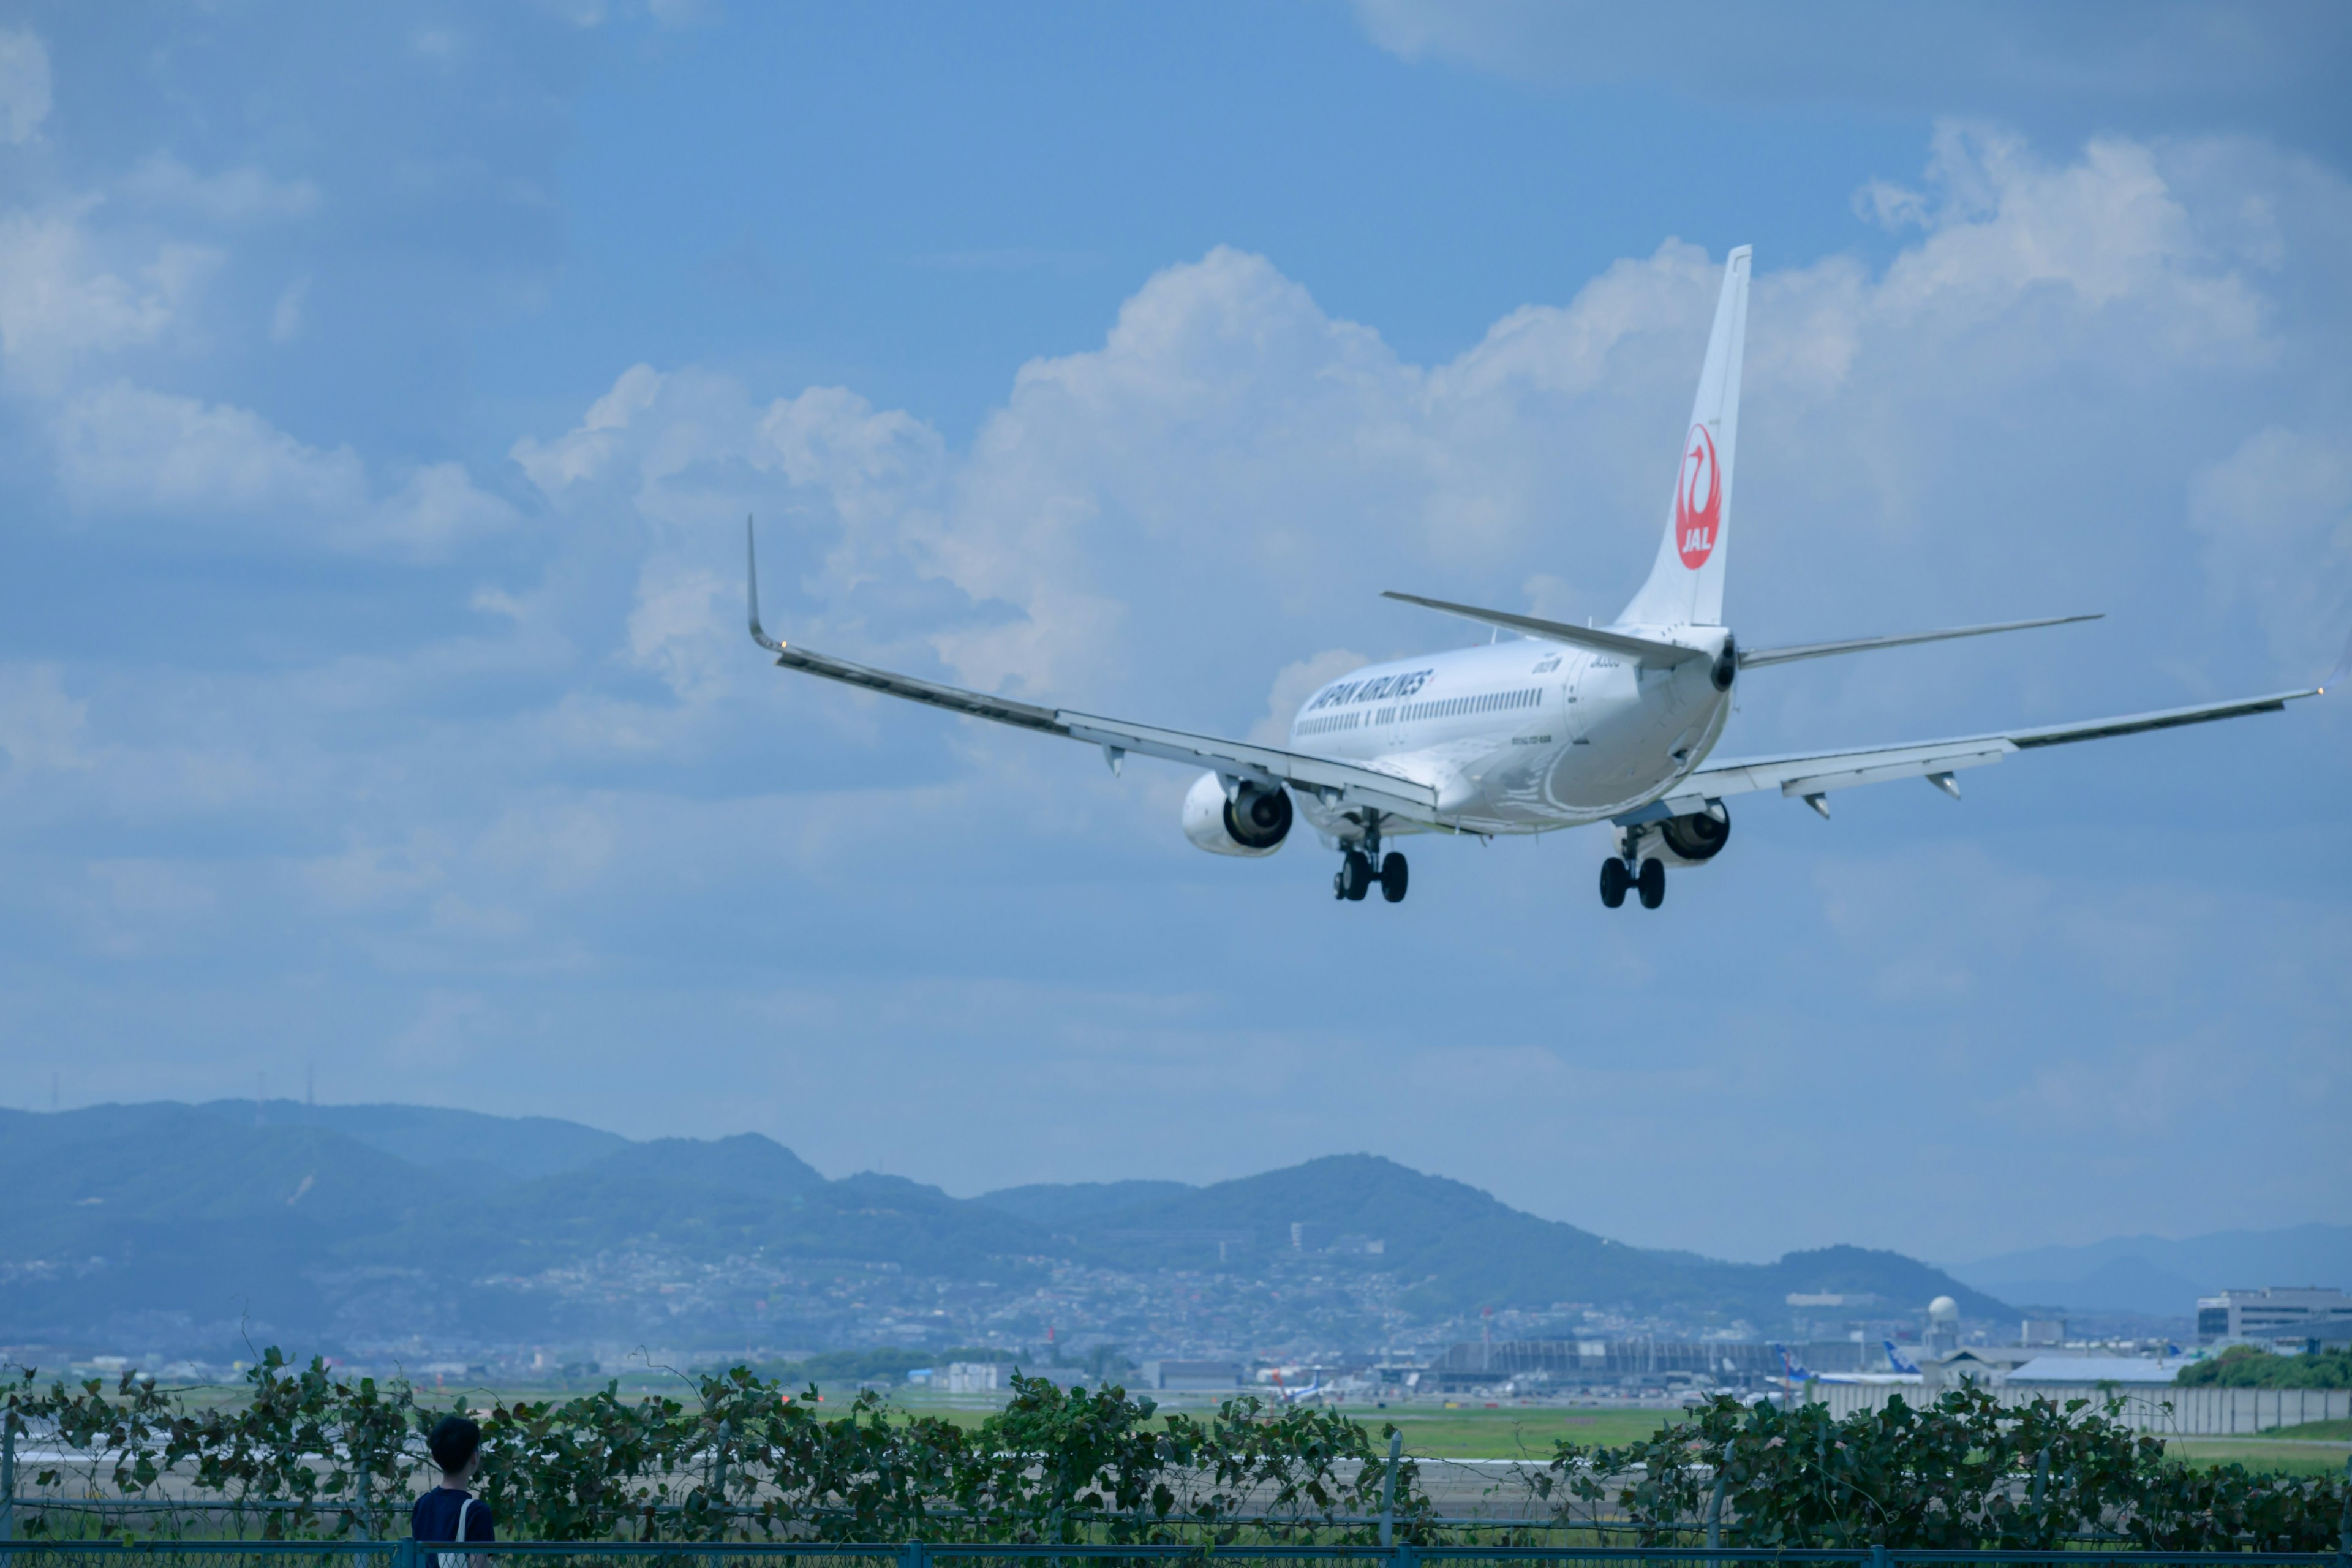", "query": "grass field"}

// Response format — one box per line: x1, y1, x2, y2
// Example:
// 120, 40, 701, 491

1324, 1404, 1676, 1457
2162, 1436, 2352, 1477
